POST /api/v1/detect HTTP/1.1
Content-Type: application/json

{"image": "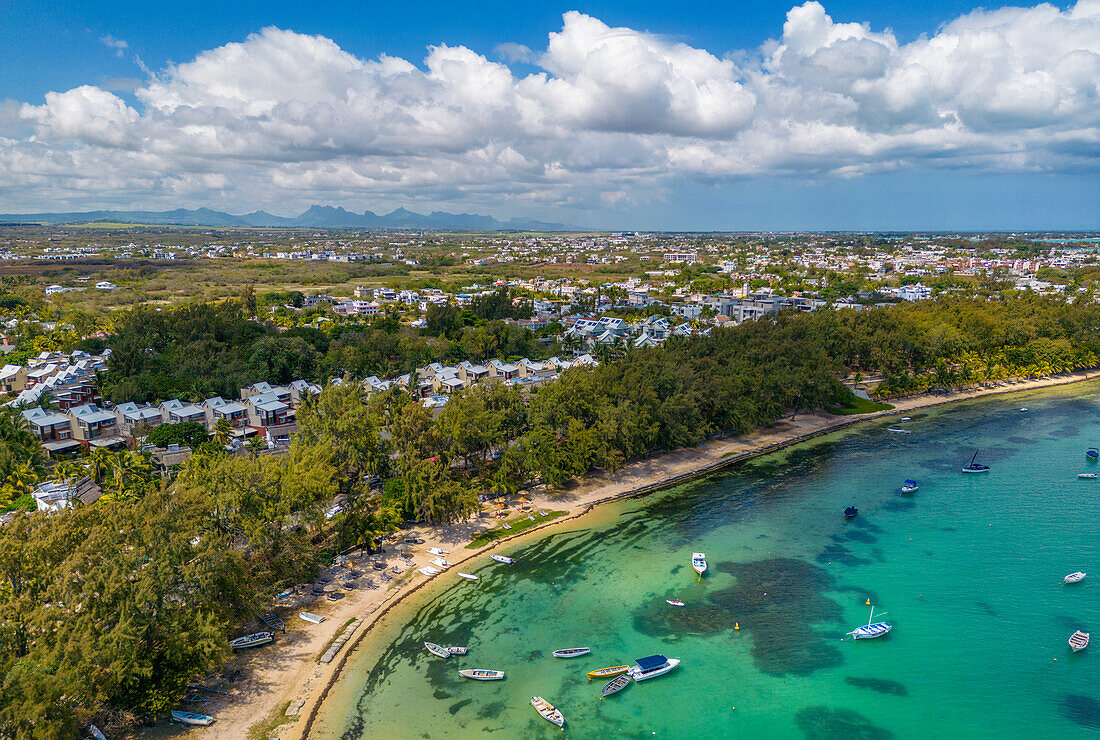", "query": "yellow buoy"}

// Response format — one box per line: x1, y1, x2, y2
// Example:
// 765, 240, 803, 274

865, 598, 871, 605
735, 622, 740, 630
